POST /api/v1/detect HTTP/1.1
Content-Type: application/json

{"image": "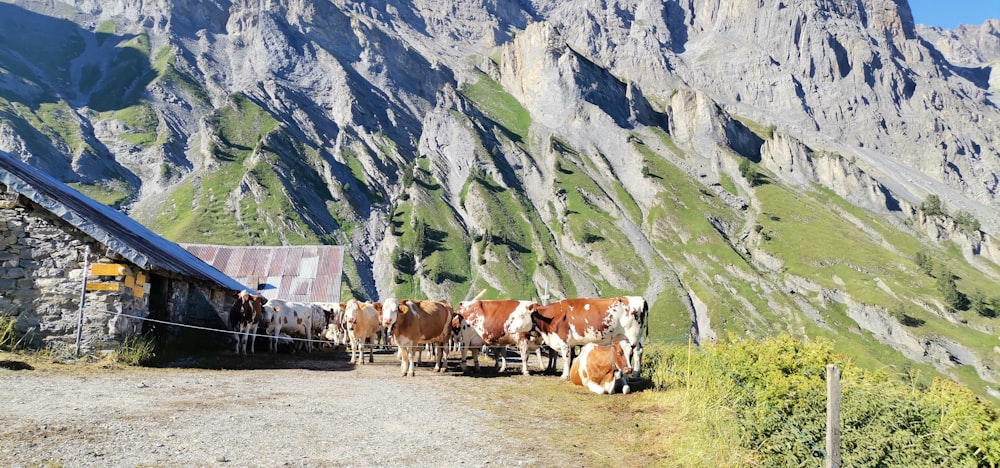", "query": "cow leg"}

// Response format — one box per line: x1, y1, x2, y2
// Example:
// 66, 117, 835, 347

619, 372, 631, 394
495, 348, 507, 373
434, 344, 446, 373
471, 347, 480, 373
517, 340, 530, 376
588, 378, 611, 395
409, 346, 419, 376
348, 335, 356, 364
367, 337, 374, 363
457, 344, 468, 372
398, 346, 411, 376
358, 338, 365, 365
247, 328, 256, 354
631, 344, 643, 378
559, 346, 572, 379
532, 346, 545, 372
